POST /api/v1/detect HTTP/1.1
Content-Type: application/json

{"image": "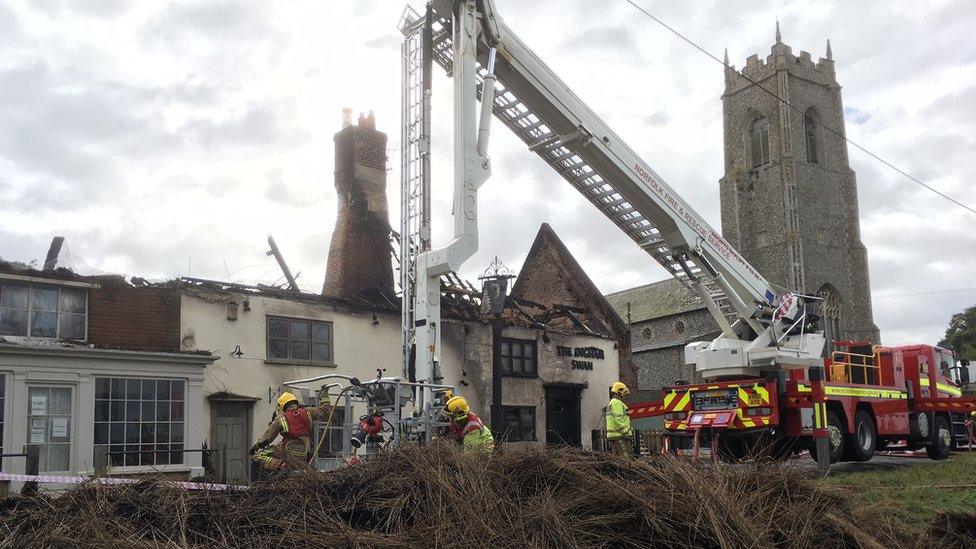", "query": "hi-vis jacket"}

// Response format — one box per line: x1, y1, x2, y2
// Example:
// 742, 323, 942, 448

257, 399, 332, 457
605, 396, 633, 440
450, 412, 495, 451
